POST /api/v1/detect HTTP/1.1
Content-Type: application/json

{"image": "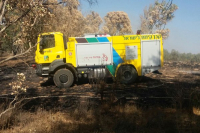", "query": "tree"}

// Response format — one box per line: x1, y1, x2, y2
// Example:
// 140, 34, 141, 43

0, 0, 48, 34
101, 11, 132, 35
44, 0, 86, 38
164, 49, 170, 61
0, 0, 98, 63
171, 49, 179, 61
140, 0, 178, 39
84, 11, 102, 33
0, 0, 50, 55
0, 0, 98, 56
